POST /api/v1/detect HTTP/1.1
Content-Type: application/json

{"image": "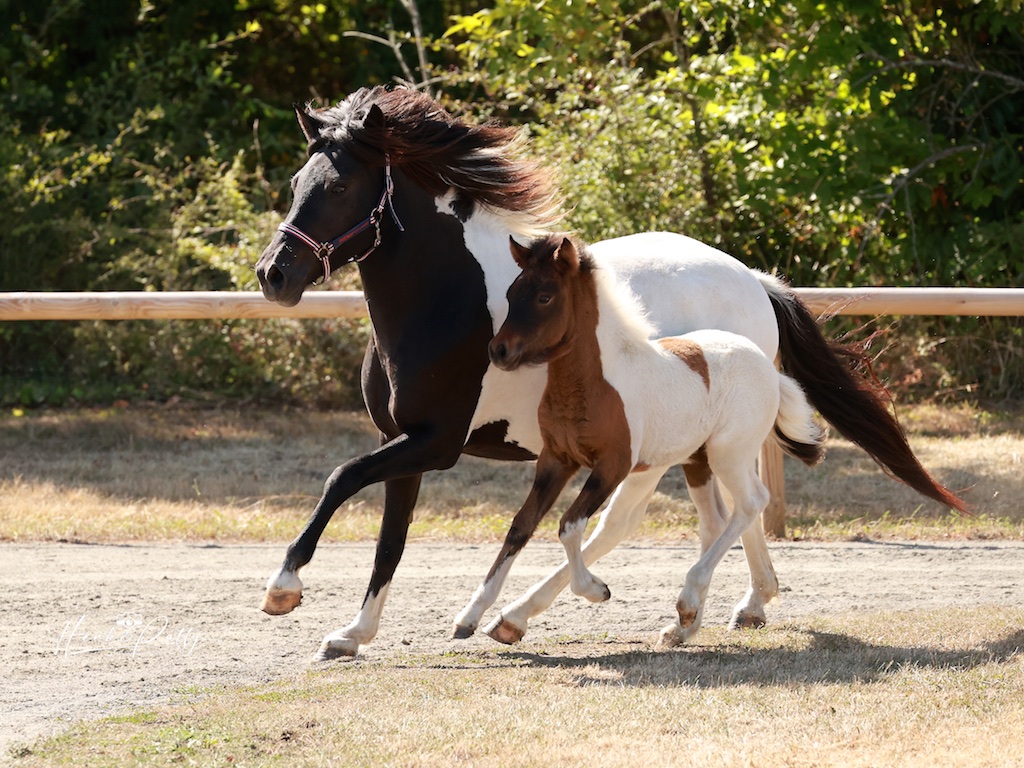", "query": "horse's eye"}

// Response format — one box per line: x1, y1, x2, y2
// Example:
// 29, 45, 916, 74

538, 294, 552, 305
329, 183, 346, 194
